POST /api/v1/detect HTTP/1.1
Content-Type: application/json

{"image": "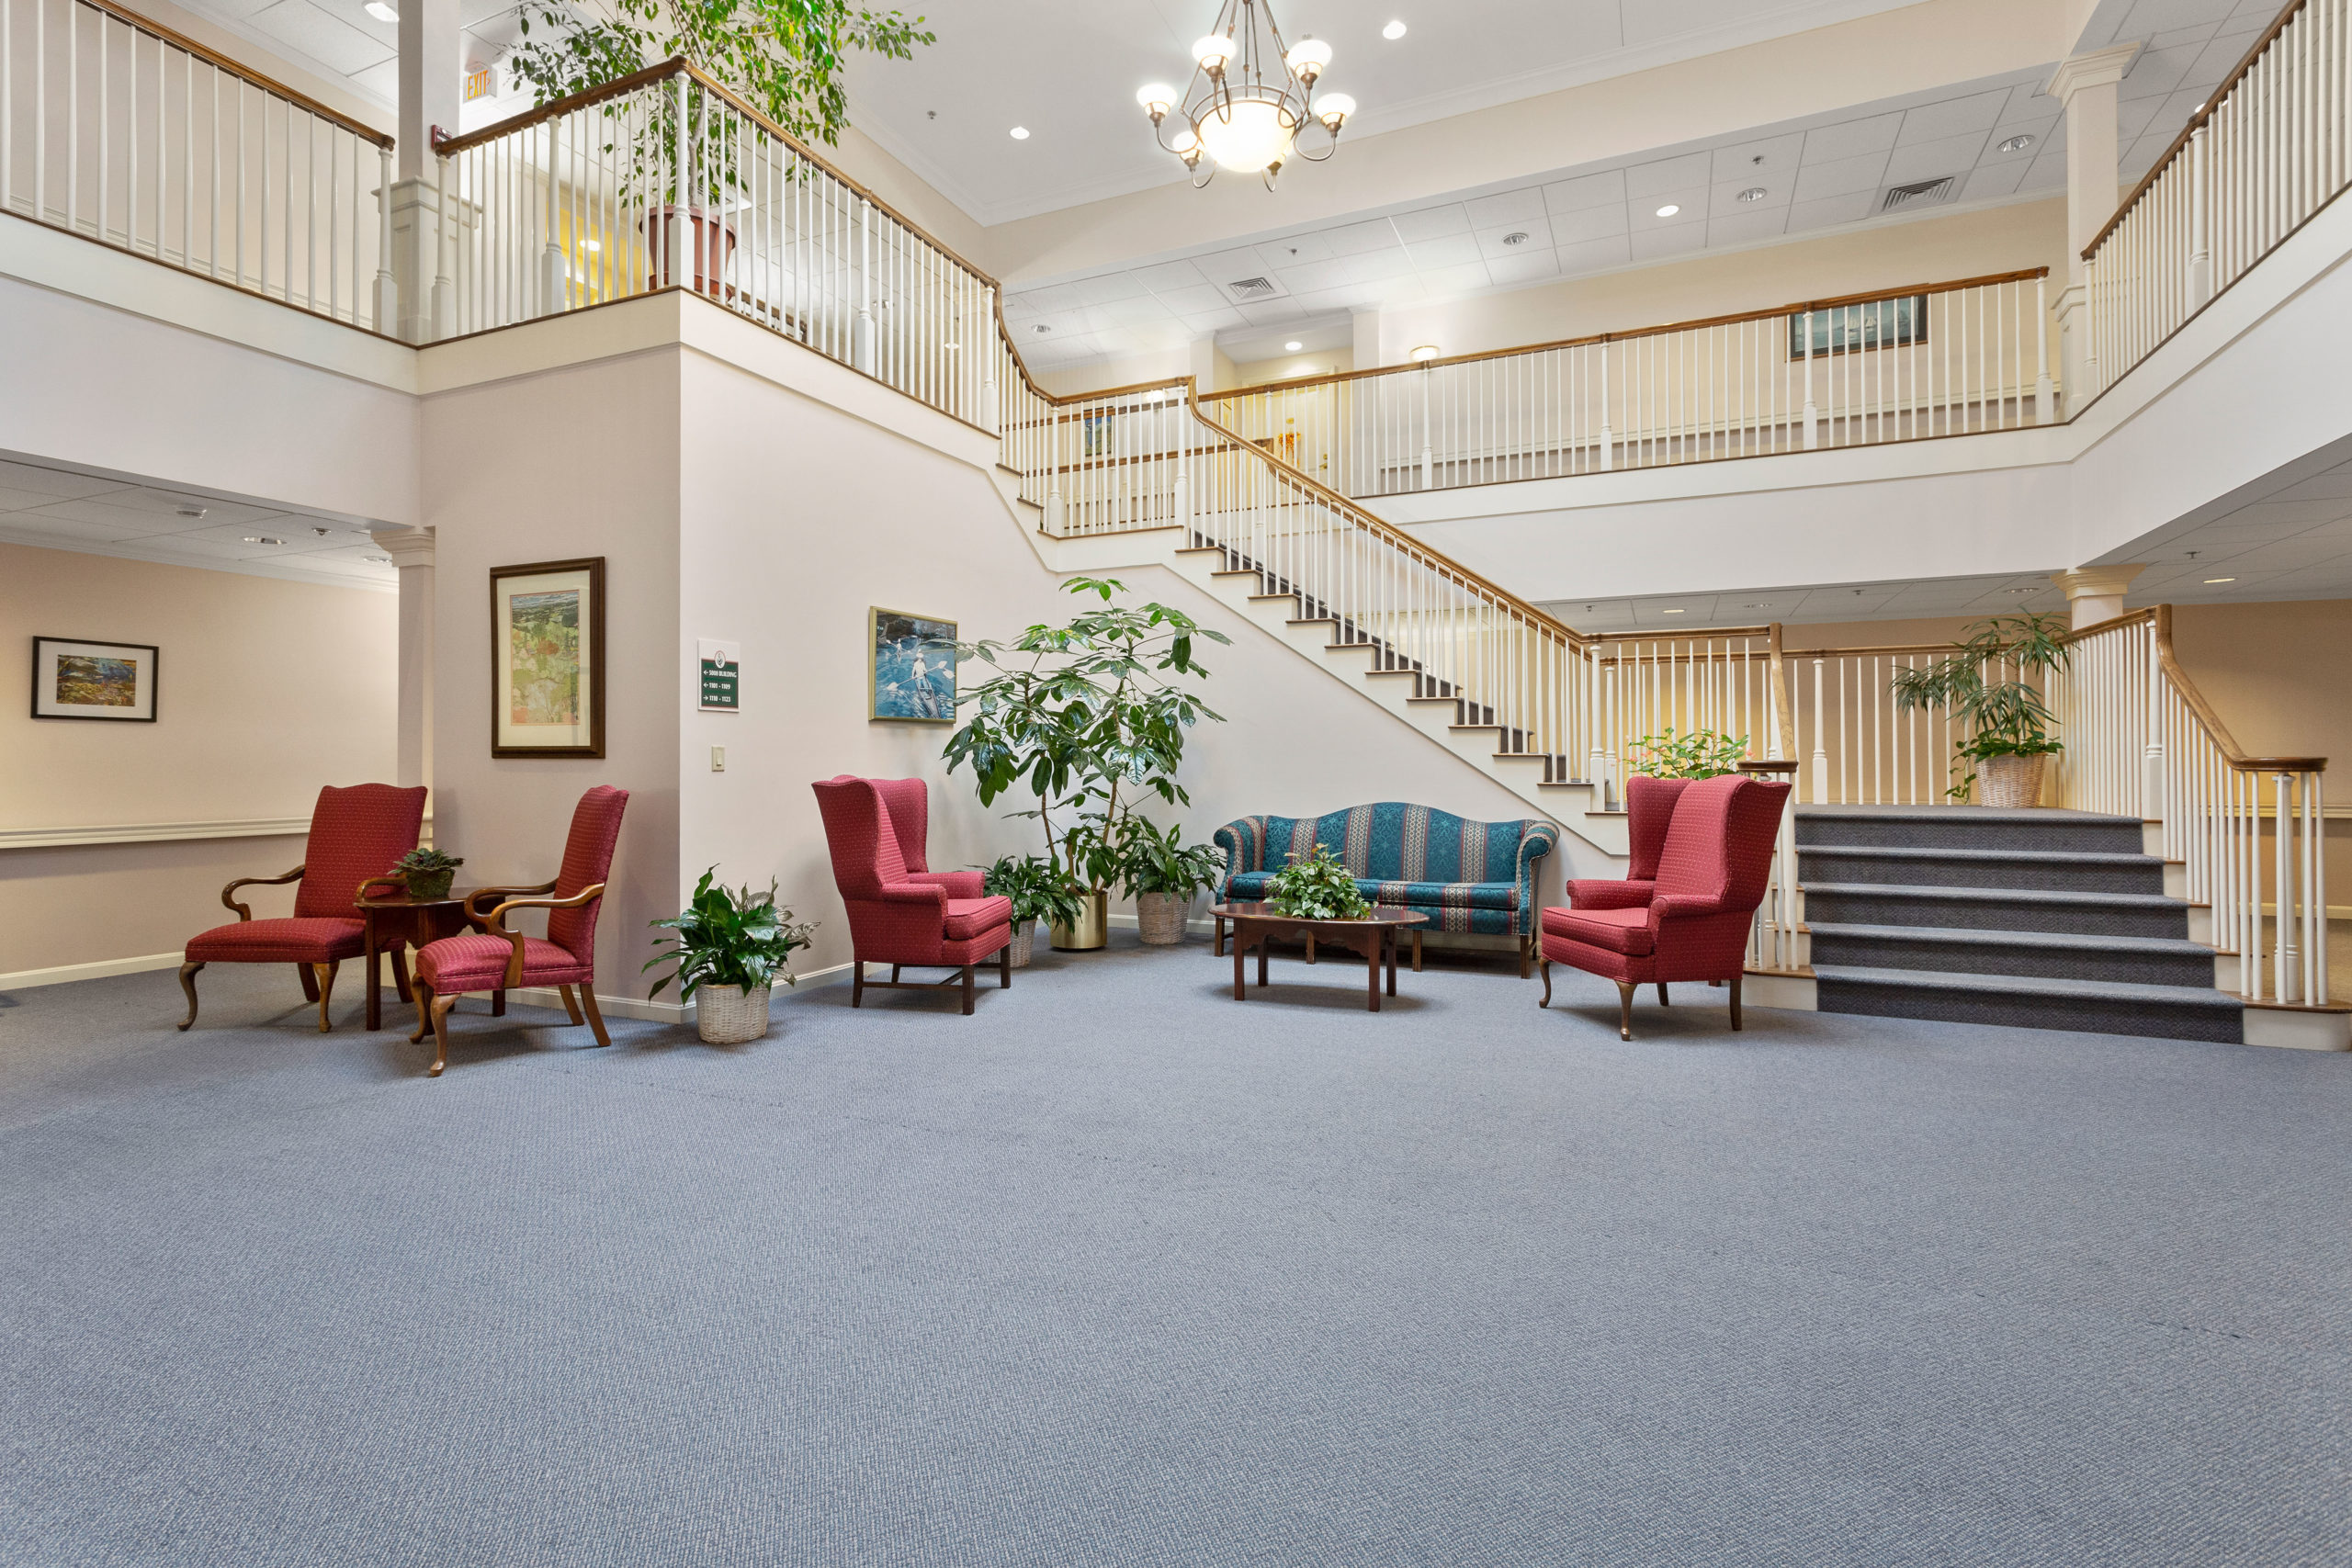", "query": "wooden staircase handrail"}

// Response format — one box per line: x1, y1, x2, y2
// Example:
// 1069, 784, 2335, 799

2153, 604, 2325, 773
68, 0, 392, 148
